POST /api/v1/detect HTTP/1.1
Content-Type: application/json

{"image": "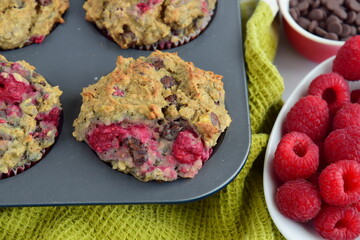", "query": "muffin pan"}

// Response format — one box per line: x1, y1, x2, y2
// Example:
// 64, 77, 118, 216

0, 0, 250, 206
